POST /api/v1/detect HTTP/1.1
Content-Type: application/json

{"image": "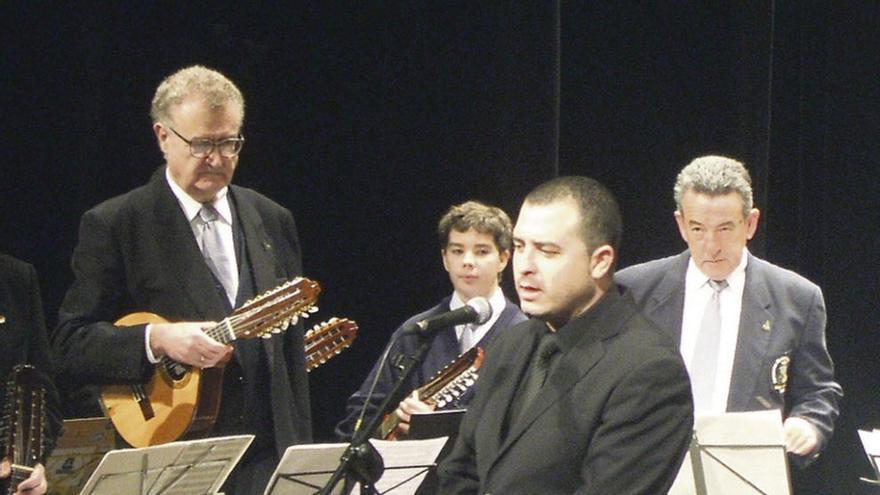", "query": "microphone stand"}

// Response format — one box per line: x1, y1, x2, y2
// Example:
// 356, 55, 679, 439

318, 336, 433, 495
